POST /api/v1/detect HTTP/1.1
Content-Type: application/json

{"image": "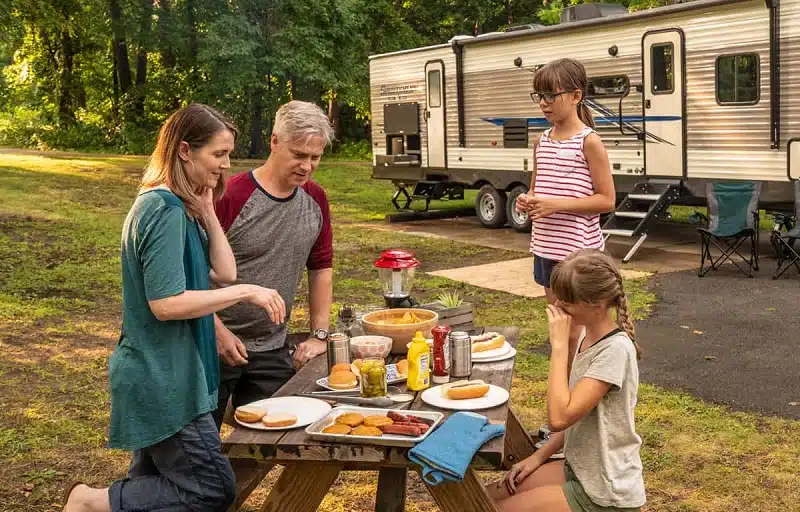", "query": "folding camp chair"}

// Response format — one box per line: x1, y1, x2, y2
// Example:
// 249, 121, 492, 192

697, 181, 761, 278
772, 181, 800, 279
